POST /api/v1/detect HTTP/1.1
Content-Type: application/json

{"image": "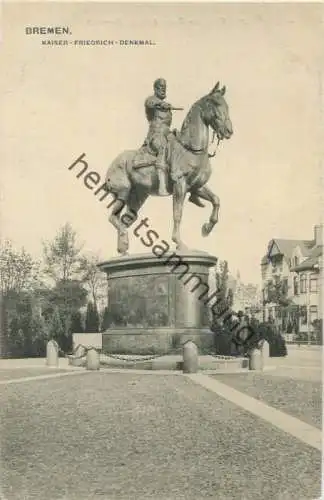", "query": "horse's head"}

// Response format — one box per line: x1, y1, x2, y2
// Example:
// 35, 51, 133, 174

200, 82, 233, 141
